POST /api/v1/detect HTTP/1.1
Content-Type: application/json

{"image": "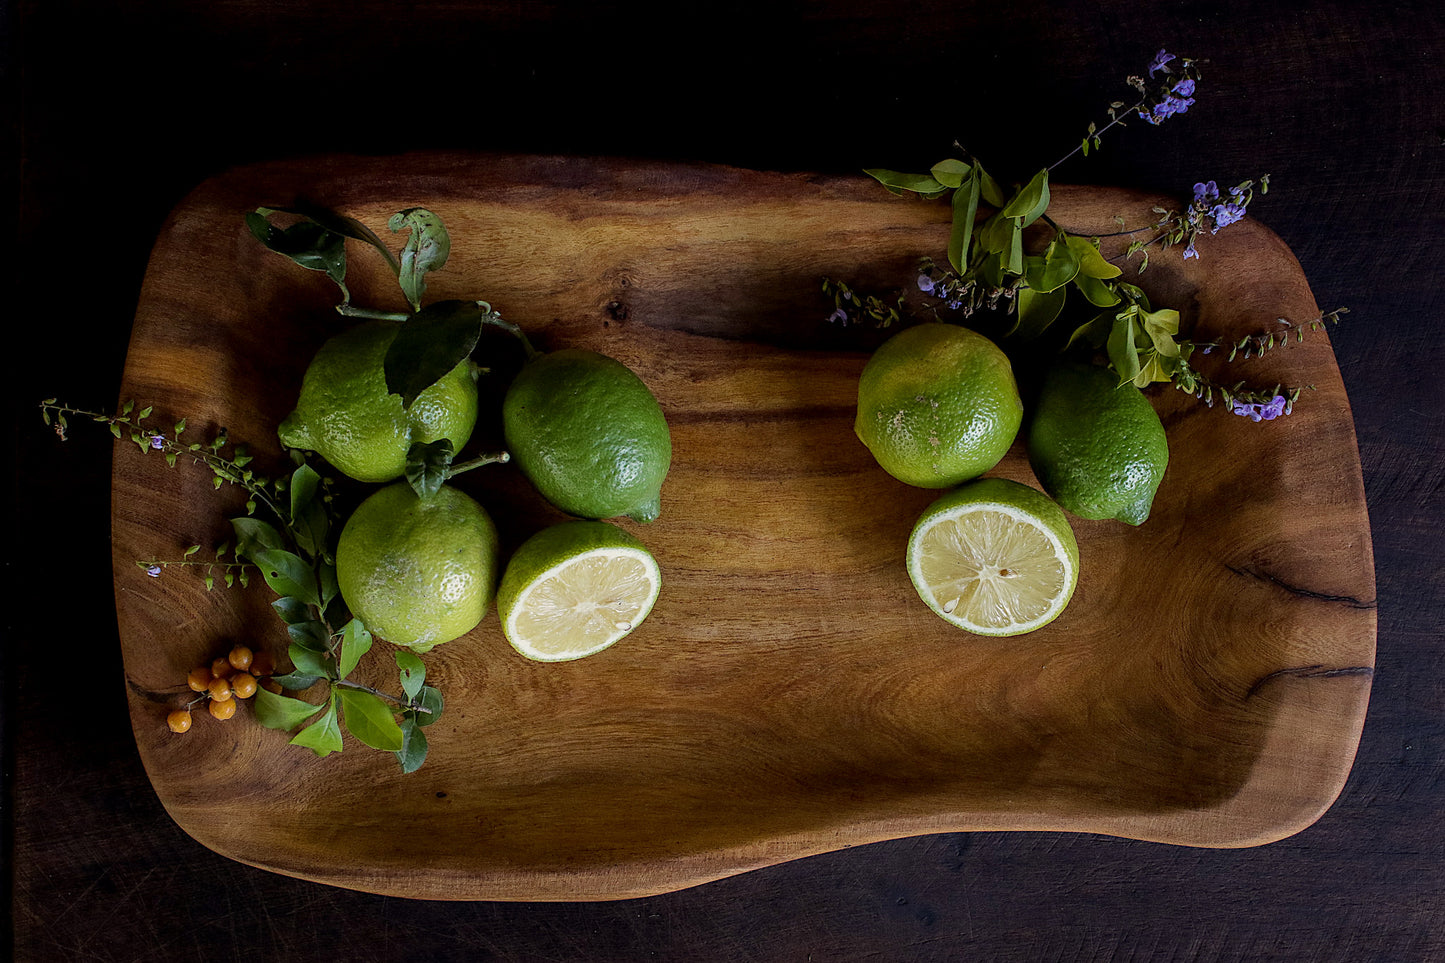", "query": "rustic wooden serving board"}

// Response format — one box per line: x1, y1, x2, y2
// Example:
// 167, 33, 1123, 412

115, 153, 1375, 901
